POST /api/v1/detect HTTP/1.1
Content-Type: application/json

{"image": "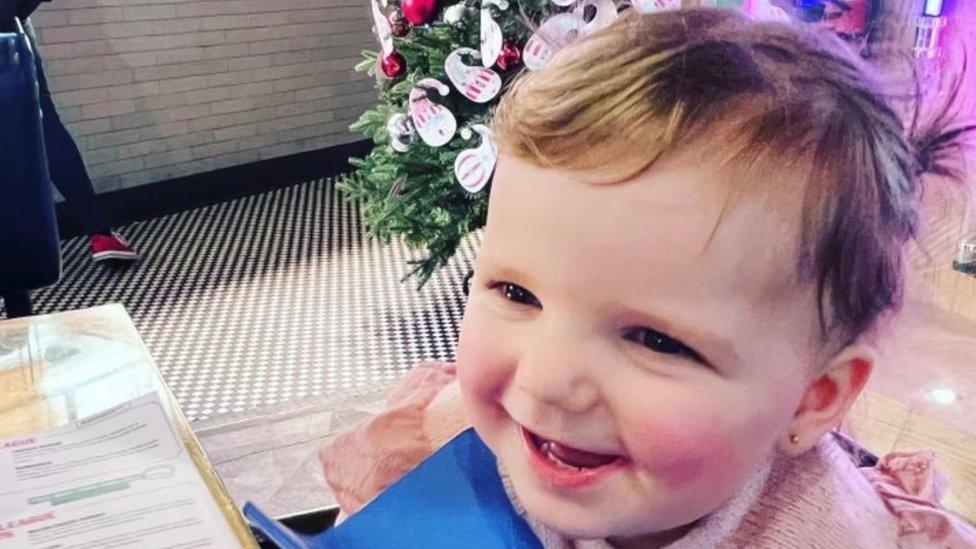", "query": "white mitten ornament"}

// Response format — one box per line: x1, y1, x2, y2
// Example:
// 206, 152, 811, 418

523, 13, 585, 71
630, 0, 681, 14
575, 0, 619, 36
370, 0, 395, 56
445, 48, 502, 103
480, 0, 508, 67
454, 125, 497, 193
408, 78, 458, 147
